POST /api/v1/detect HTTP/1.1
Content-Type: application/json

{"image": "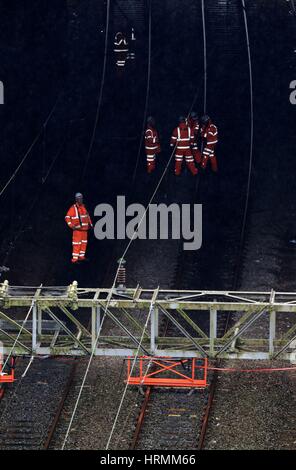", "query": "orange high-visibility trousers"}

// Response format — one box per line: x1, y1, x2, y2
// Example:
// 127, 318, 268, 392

175, 149, 198, 176
72, 230, 88, 263
147, 159, 156, 173
201, 154, 218, 172
192, 147, 202, 164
